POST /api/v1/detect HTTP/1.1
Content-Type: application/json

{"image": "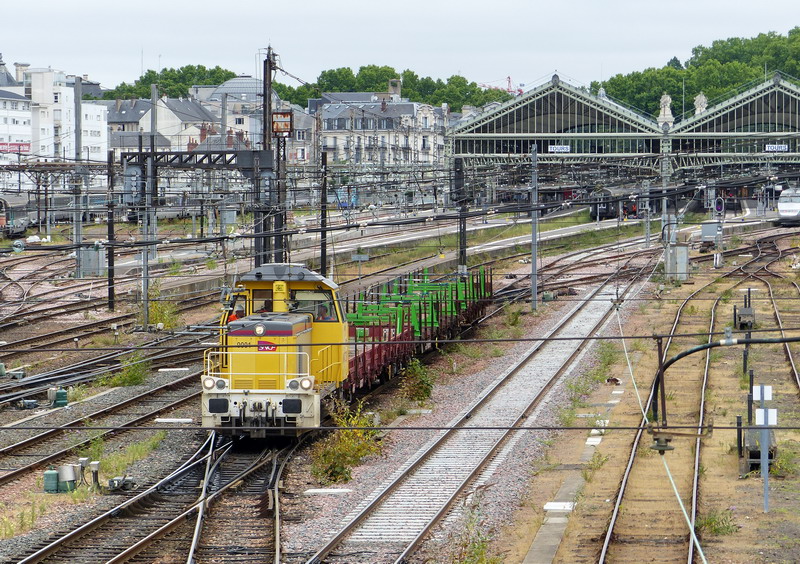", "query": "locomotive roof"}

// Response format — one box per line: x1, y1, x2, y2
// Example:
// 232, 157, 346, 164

240, 263, 338, 289
228, 312, 312, 335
